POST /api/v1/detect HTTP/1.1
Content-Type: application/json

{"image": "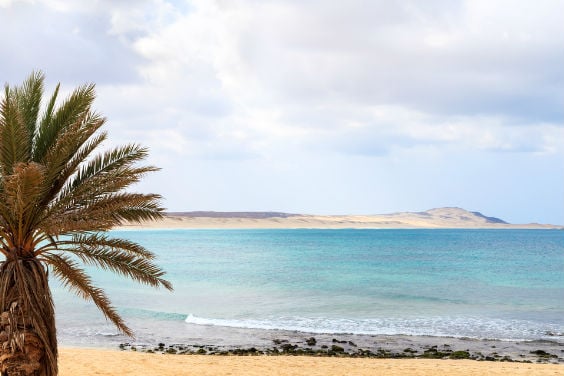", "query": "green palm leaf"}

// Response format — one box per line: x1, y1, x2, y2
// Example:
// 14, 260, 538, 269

0, 86, 30, 174
0, 72, 171, 375
42, 253, 134, 337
